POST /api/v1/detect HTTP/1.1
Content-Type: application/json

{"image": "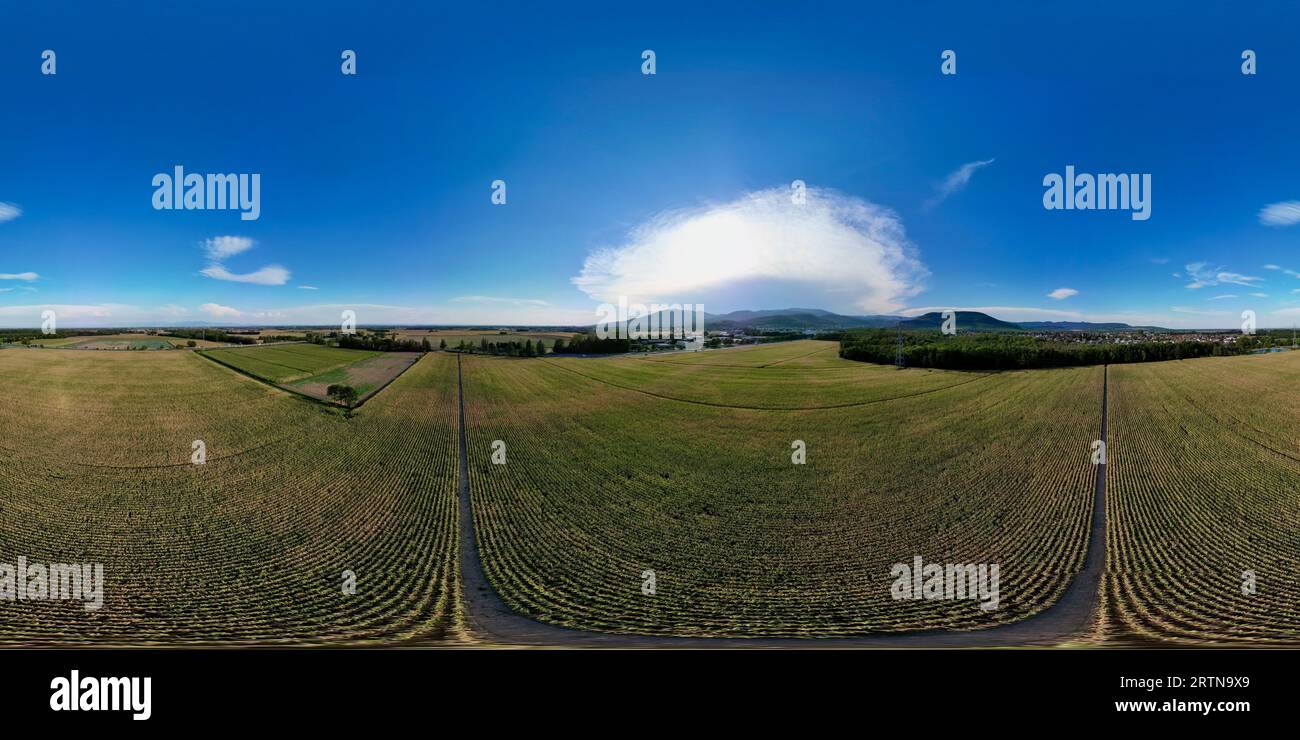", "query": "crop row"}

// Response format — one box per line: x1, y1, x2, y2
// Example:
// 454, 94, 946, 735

463, 354, 1099, 636
0, 349, 458, 645
1105, 353, 1300, 644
